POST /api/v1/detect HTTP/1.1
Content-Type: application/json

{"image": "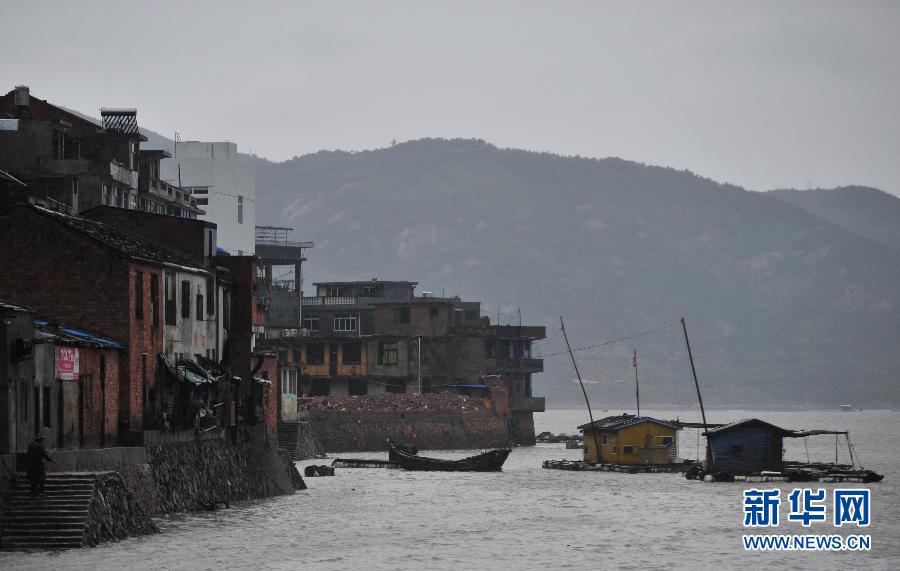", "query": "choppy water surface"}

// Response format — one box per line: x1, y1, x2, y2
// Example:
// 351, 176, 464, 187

2, 409, 899, 570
